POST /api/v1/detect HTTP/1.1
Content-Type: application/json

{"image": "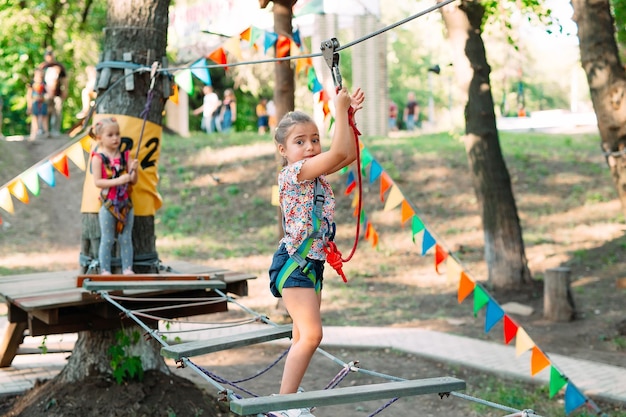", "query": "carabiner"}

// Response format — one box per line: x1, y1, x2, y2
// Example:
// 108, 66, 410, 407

321, 37, 342, 89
